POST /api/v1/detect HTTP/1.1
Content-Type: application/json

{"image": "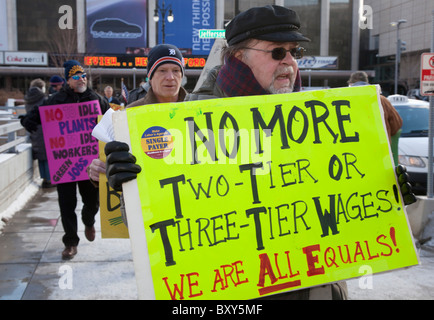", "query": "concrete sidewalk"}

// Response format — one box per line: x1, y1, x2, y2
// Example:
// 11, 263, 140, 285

0, 186, 138, 300
1, 185, 434, 300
